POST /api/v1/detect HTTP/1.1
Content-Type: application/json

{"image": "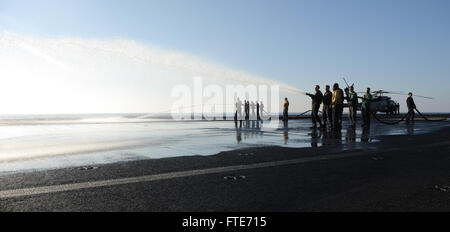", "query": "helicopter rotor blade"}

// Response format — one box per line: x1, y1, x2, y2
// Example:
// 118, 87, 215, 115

413, 95, 434, 100
371, 90, 405, 95
383, 92, 406, 96
377, 92, 435, 99
349, 88, 434, 99
387, 91, 405, 94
